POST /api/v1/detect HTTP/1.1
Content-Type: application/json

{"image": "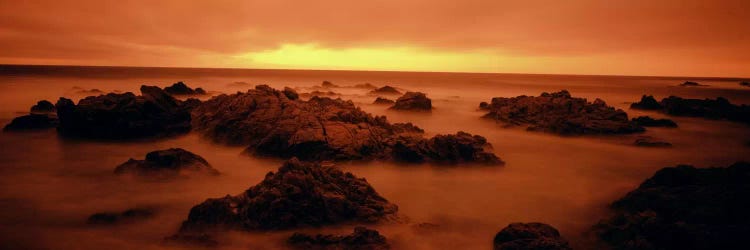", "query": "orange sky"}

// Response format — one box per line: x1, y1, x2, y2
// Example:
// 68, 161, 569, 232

0, 0, 748, 77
